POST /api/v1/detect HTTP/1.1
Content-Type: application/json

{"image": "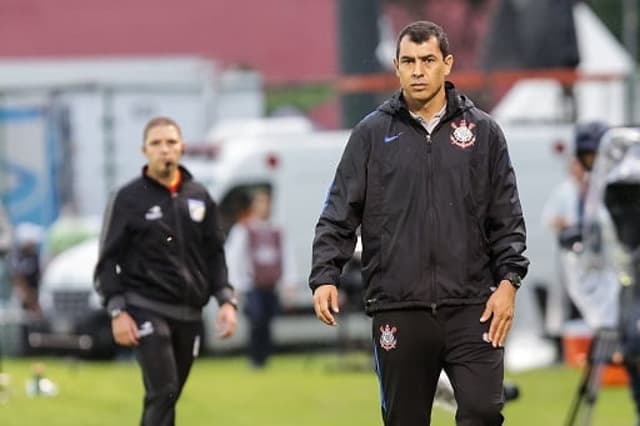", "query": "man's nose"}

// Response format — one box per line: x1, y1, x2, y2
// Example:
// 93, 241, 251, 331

412, 62, 424, 77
